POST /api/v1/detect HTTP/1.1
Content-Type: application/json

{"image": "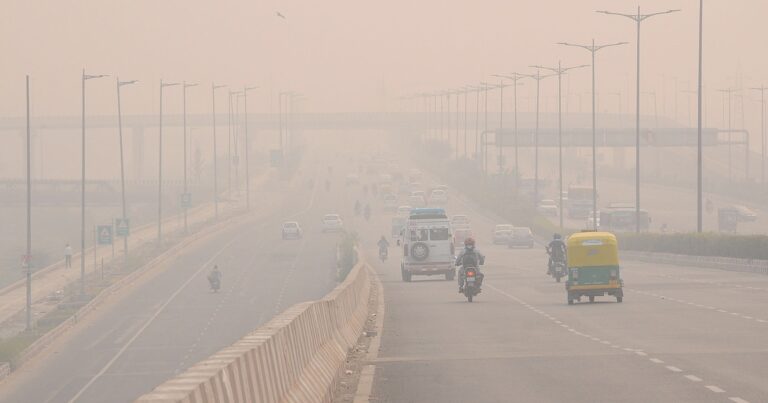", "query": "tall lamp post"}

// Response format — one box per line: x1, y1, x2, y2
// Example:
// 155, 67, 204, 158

116, 78, 137, 261
243, 86, 259, 211
531, 62, 588, 230
182, 82, 198, 233
158, 80, 179, 245
81, 70, 108, 295
597, 6, 680, 233
25, 76, 32, 330
493, 74, 525, 201
558, 41, 626, 229
211, 84, 226, 219
696, 0, 704, 231
752, 86, 767, 185
521, 70, 555, 207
